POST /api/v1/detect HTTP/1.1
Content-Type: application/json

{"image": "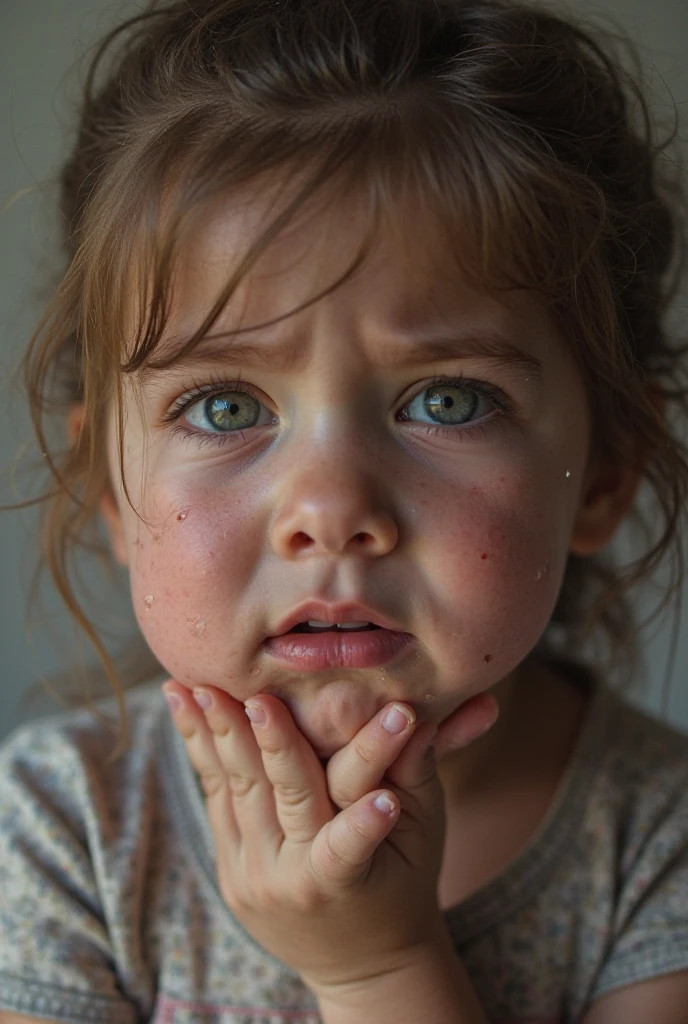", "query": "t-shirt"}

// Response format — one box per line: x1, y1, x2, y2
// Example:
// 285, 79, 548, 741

0, 668, 687, 1024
